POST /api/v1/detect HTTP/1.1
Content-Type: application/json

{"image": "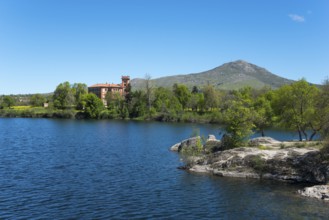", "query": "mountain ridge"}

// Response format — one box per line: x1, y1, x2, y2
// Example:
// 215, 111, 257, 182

131, 60, 295, 90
